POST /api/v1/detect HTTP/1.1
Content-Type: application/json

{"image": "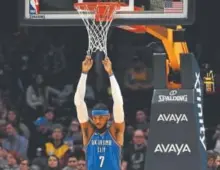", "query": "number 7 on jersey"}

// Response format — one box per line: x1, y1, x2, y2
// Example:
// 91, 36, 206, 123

99, 156, 105, 167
